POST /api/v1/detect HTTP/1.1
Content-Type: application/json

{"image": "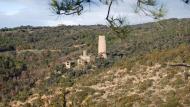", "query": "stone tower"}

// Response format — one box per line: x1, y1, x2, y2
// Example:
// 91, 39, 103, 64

98, 35, 107, 59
